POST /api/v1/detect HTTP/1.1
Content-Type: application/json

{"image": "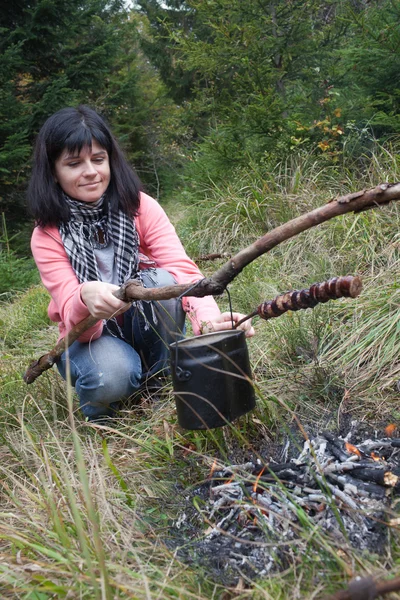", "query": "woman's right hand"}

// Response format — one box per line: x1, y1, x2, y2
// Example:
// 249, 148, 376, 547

81, 281, 130, 320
